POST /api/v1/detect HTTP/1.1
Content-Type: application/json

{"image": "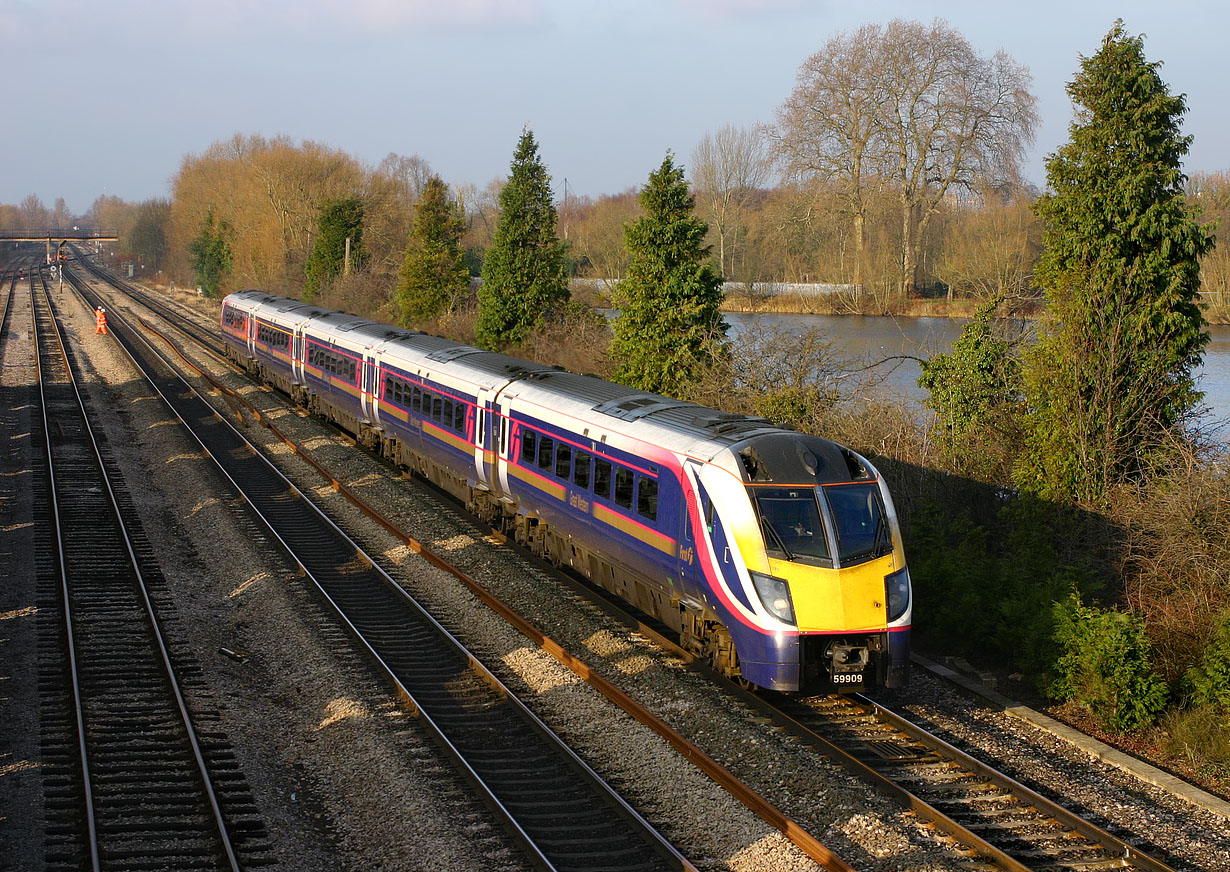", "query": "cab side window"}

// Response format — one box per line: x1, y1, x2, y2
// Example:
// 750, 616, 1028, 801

637, 478, 658, 522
